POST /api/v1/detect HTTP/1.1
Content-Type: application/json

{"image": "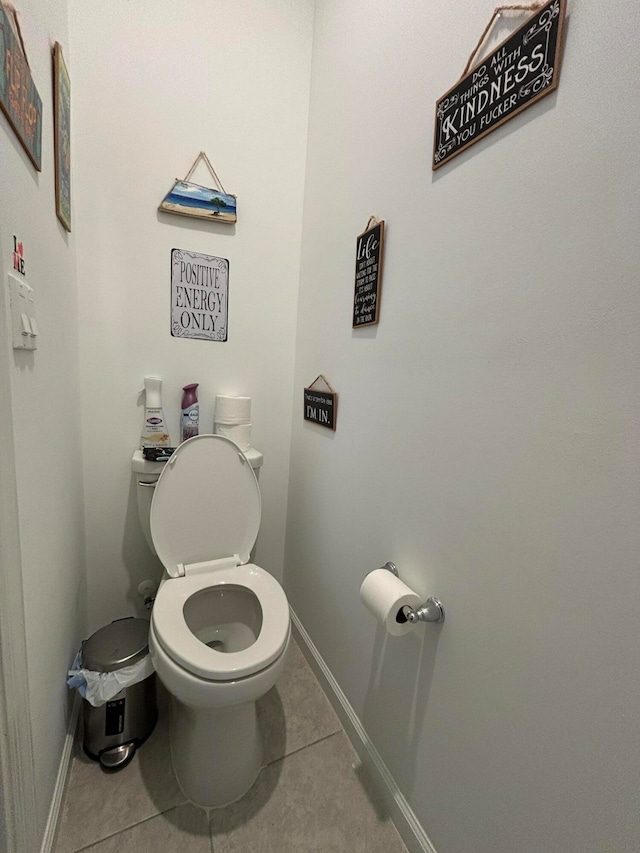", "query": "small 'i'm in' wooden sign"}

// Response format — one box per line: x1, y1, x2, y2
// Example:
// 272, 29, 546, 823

304, 375, 337, 431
